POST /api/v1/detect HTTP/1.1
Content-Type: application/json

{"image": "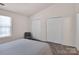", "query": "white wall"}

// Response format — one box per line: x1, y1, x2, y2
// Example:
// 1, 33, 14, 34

0, 9, 30, 43
30, 4, 76, 46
